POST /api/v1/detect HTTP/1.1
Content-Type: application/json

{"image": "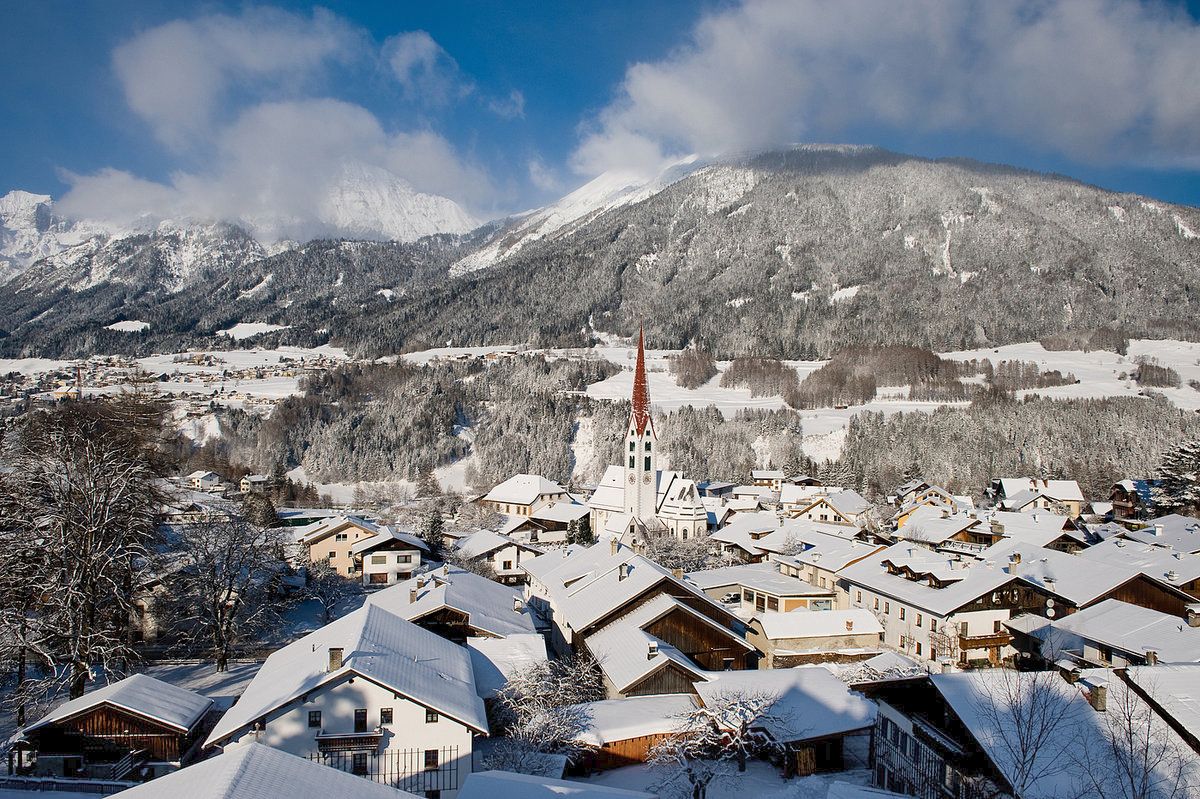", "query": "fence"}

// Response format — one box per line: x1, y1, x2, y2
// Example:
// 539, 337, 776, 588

306, 746, 460, 793
0, 775, 135, 795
